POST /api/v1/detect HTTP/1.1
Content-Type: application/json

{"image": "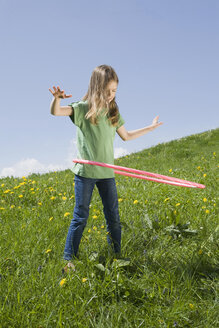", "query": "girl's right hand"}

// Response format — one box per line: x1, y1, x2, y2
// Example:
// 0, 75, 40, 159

49, 86, 72, 99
